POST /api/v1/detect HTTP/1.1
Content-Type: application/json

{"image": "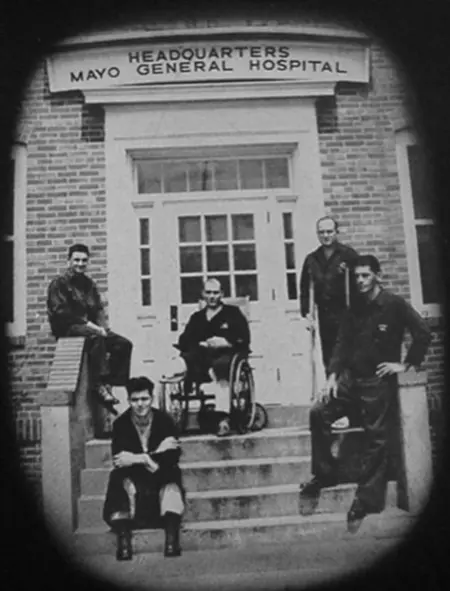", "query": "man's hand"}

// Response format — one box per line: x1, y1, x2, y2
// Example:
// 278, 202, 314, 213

206, 336, 231, 349
153, 437, 179, 454
86, 321, 108, 337
305, 314, 315, 332
323, 373, 338, 401
113, 451, 137, 468
376, 362, 406, 378
143, 456, 159, 473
